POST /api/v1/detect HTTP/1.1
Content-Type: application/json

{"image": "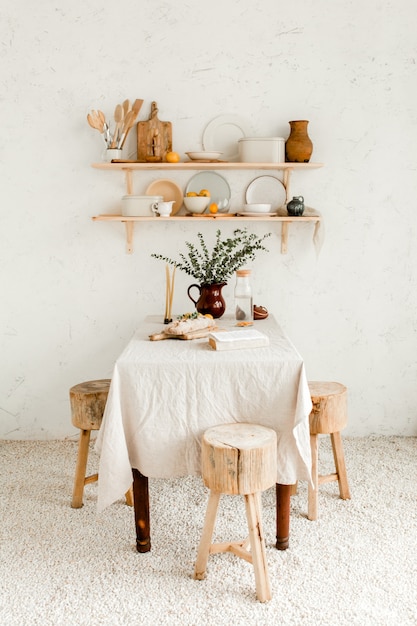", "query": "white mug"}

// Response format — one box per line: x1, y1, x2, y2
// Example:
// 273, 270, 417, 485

152, 201, 174, 217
